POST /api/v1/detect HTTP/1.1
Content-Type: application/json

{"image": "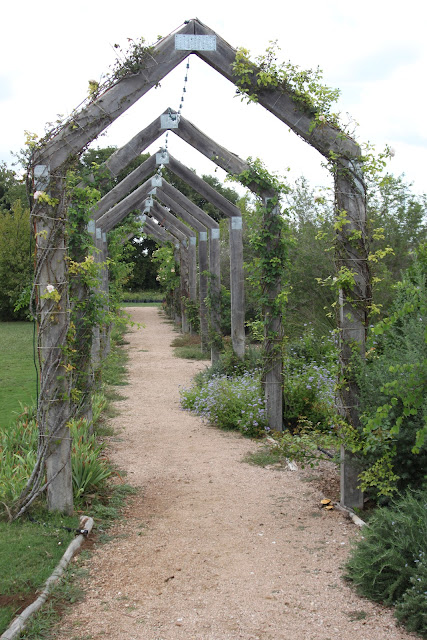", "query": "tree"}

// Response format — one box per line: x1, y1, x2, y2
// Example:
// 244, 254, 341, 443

0, 201, 33, 320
